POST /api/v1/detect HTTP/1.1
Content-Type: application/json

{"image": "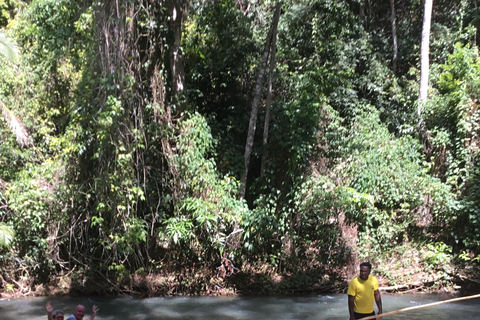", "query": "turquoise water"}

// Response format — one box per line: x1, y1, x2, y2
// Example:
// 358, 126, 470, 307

1, 293, 479, 320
